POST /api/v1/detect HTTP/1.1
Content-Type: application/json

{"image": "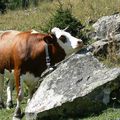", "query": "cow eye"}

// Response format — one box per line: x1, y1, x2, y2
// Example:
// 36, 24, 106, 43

59, 35, 67, 43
